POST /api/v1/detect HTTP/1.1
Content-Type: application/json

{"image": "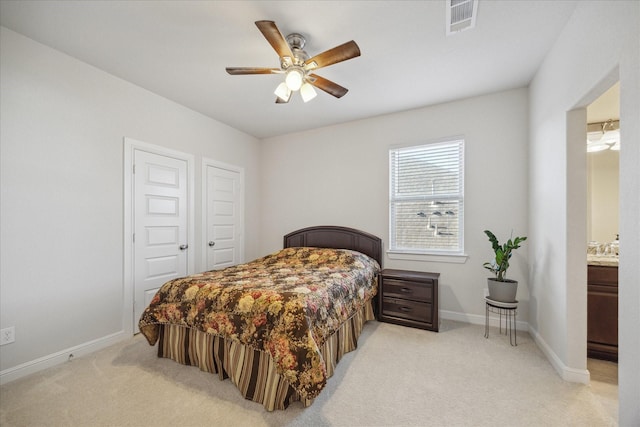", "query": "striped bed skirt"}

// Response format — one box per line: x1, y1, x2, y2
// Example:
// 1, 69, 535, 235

156, 299, 375, 411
